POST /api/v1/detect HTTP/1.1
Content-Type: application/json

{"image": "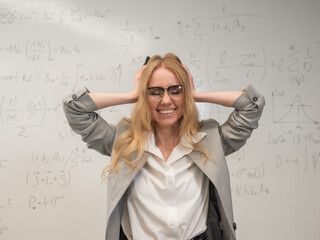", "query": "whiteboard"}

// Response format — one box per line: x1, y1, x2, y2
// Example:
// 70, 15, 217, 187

1, 0, 319, 239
